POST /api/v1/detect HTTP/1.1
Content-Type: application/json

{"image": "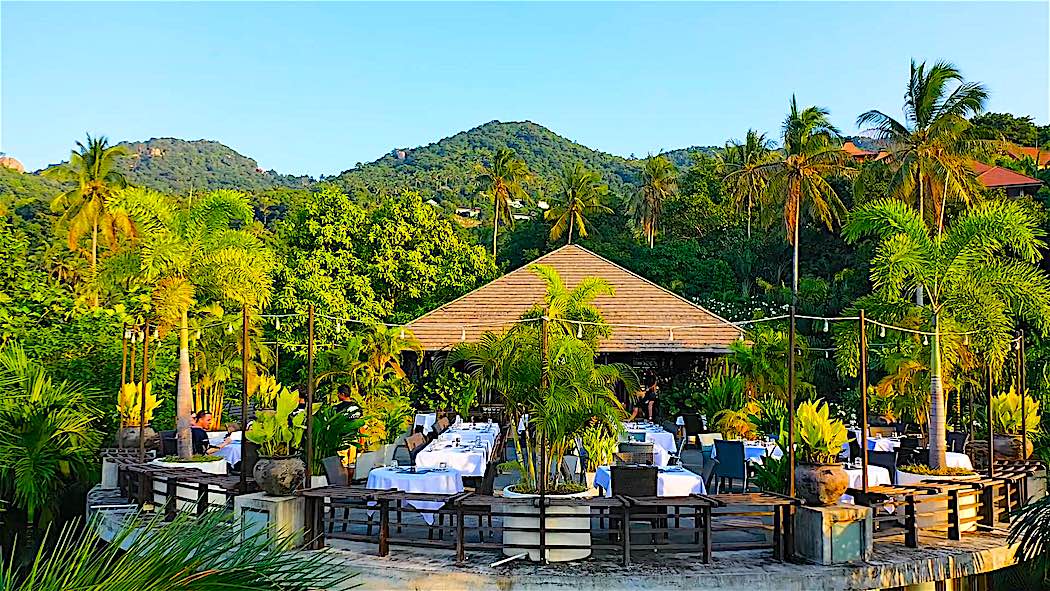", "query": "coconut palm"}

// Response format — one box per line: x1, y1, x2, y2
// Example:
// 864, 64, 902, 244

473, 147, 530, 259
729, 326, 814, 402
762, 97, 853, 295
857, 60, 990, 234
628, 155, 678, 247
843, 198, 1050, 468
114, 189, 274, 458
43, 134, 132, 306
0, 345, 102, 525
722, 130, 778, 238
519, 263, 612, 345
546, 162, 611, 245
